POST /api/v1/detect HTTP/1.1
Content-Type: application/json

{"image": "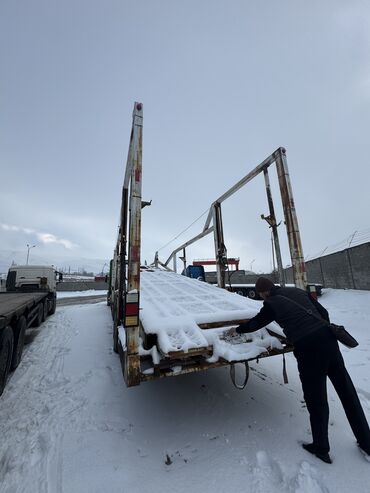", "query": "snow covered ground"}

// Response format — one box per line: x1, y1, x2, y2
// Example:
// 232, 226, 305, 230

0, 289, 369, 492
56, 290, 107, 299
